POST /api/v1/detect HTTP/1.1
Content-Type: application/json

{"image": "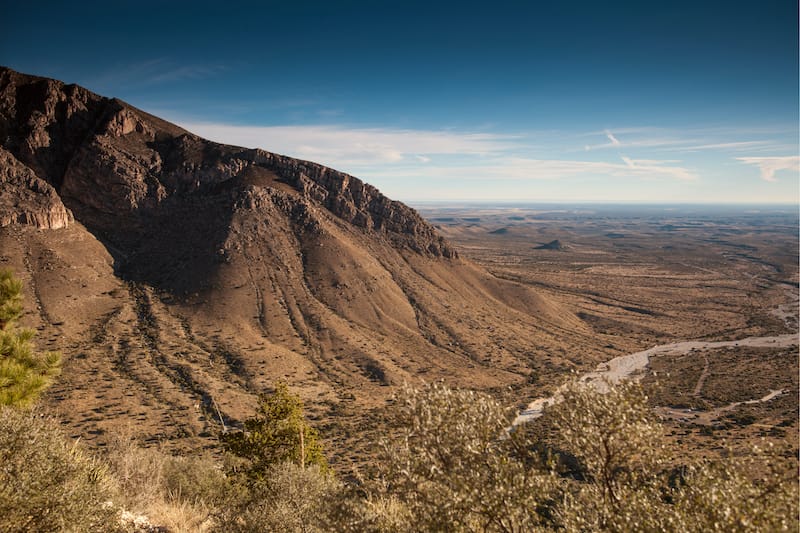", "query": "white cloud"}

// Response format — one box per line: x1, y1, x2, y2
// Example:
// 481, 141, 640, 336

359, 156, 695, 183
175, 121, 698, 185
580, 126, 791, 155
178, 122, 519, 167
516, 157, 695, 181
678, 140, 770, 151
147, 64, 226, 84
605, 130, 621, 146
618, 158, 695, 180
736, 156, 800, 182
